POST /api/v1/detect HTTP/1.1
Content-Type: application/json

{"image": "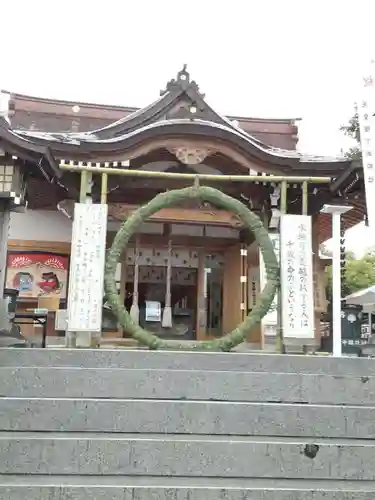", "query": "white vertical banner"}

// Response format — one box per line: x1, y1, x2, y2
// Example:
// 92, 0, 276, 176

259, 233, 279, 336
67, 203, 108, 332
280, 215, 314, 339
358, 61, 375, 232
